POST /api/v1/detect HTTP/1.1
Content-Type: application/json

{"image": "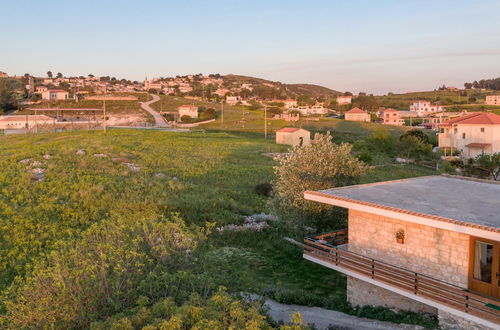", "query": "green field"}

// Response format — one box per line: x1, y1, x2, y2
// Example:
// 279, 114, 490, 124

0, 129, 438, 328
